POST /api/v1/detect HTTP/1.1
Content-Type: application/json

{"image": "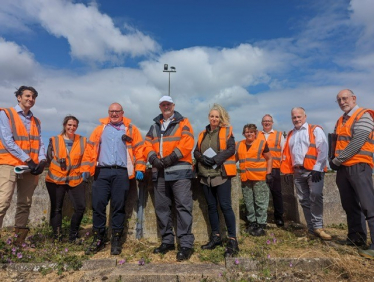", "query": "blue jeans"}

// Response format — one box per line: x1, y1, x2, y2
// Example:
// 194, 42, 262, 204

92, 167, 129, 230
293, 168, 324, 233
202, 179, 236, 238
